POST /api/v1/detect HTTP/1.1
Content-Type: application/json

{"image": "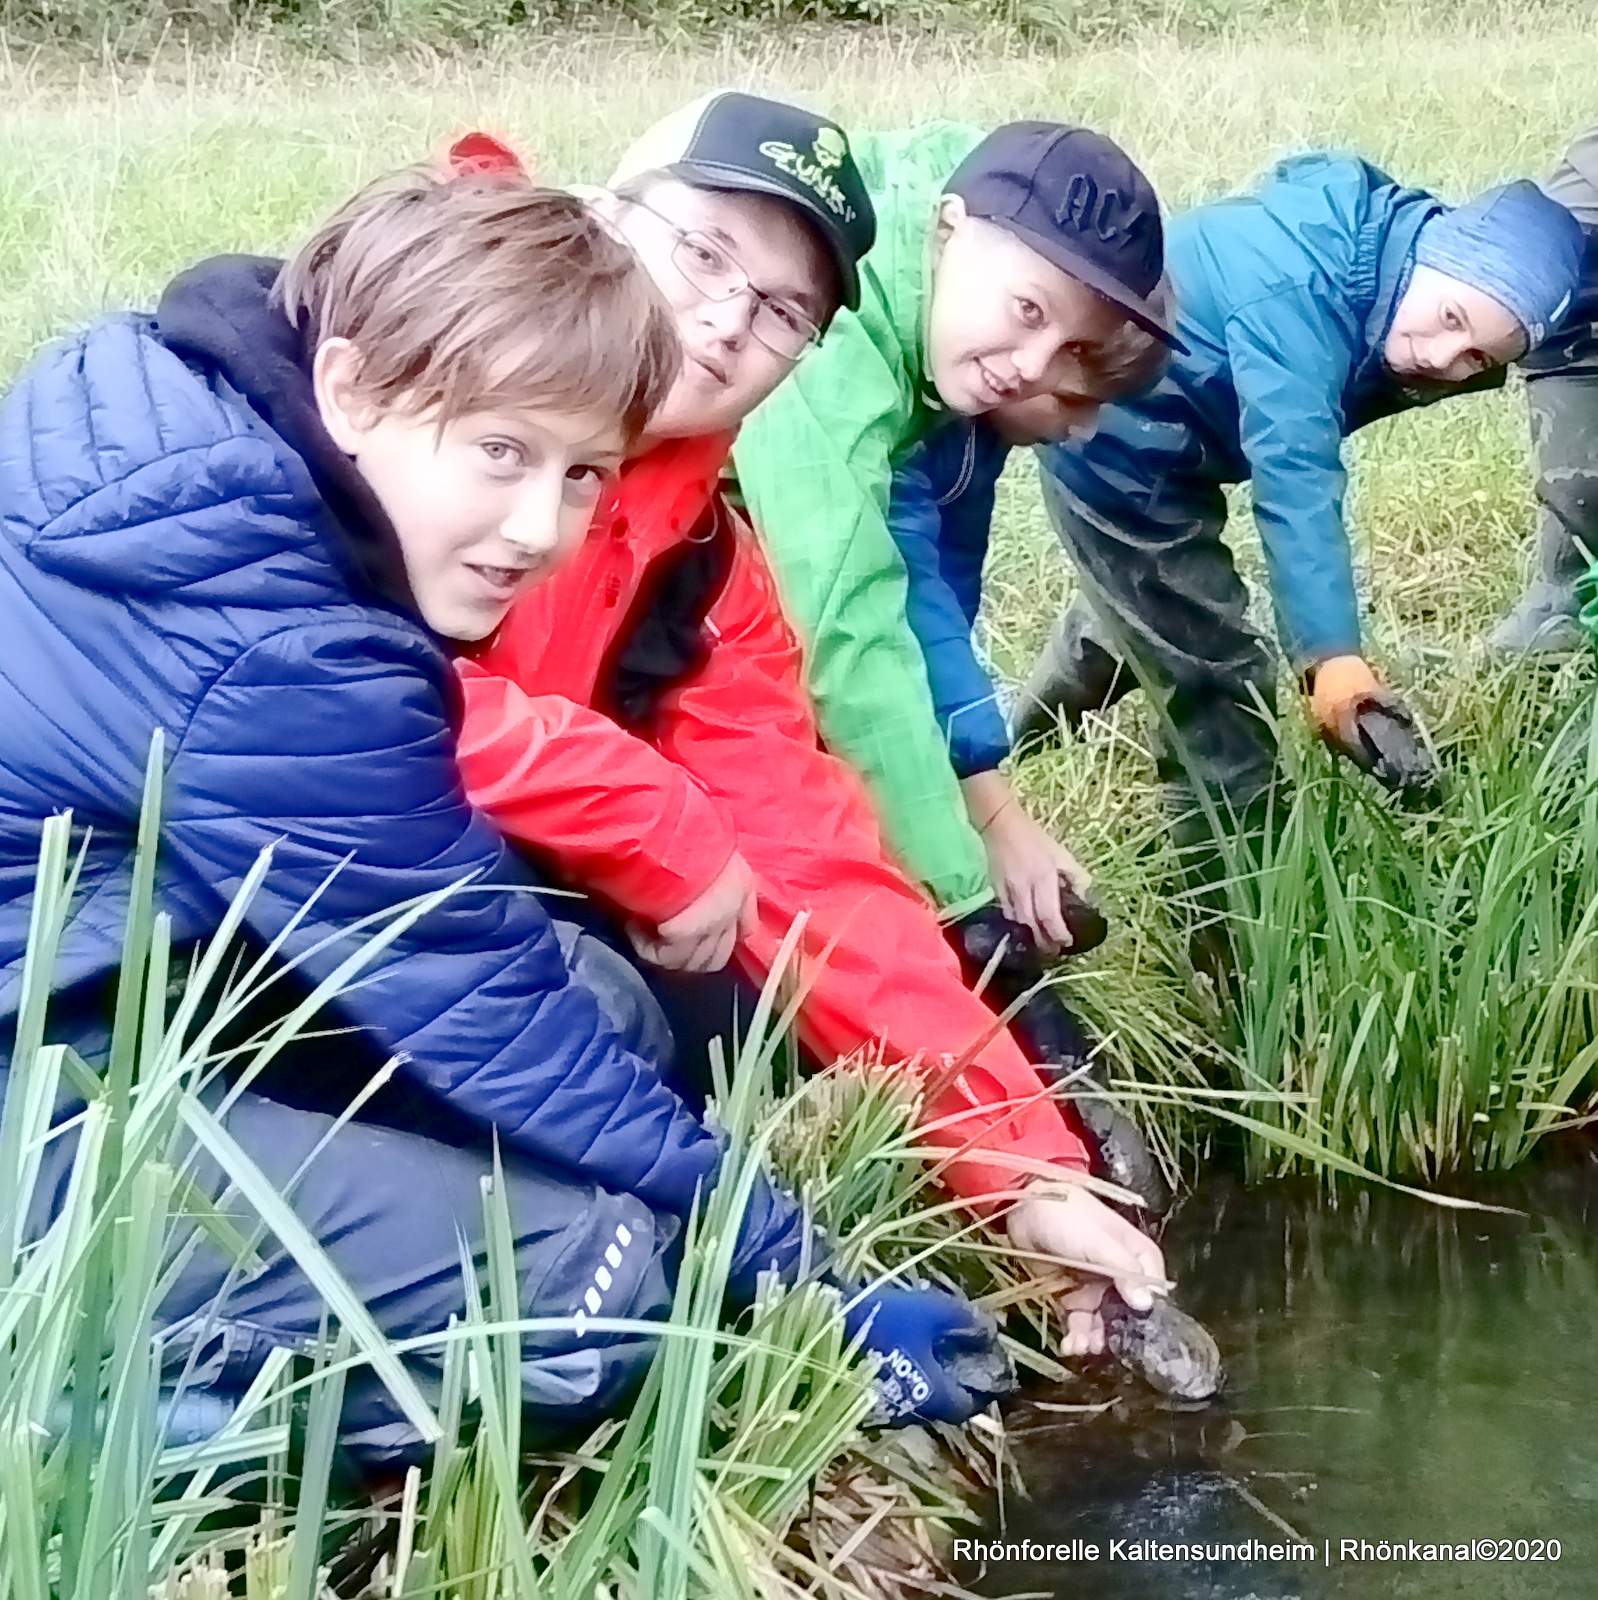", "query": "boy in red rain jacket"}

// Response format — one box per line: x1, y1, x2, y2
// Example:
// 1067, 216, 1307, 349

456, 97, 1169, 1360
